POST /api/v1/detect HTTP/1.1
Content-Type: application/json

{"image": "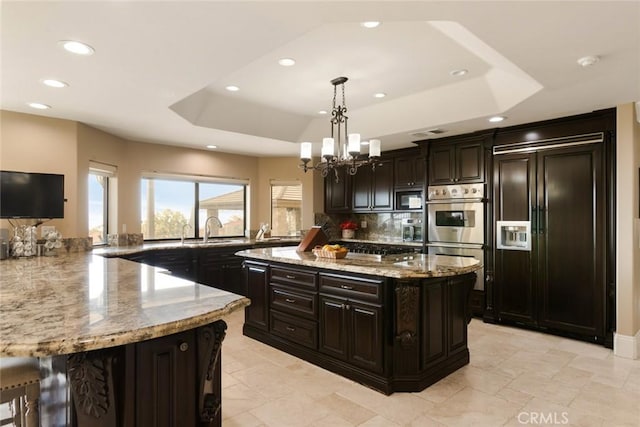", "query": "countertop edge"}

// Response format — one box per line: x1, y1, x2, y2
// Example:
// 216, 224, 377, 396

1, 295, 250, 358
235, 248, 481, 279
